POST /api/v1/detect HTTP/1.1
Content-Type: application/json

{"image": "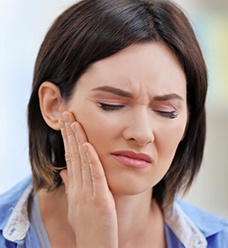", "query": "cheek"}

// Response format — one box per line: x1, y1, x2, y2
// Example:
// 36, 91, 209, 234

157, 119, 187, 159
76, 111, 117, 151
